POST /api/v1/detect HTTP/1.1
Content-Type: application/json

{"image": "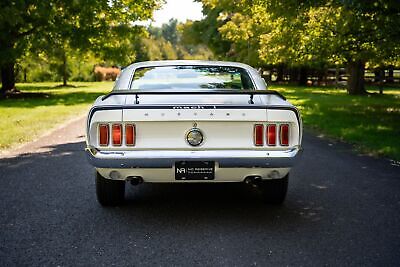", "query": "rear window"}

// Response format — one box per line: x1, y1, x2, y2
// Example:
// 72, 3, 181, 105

130, 65, 255, 90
